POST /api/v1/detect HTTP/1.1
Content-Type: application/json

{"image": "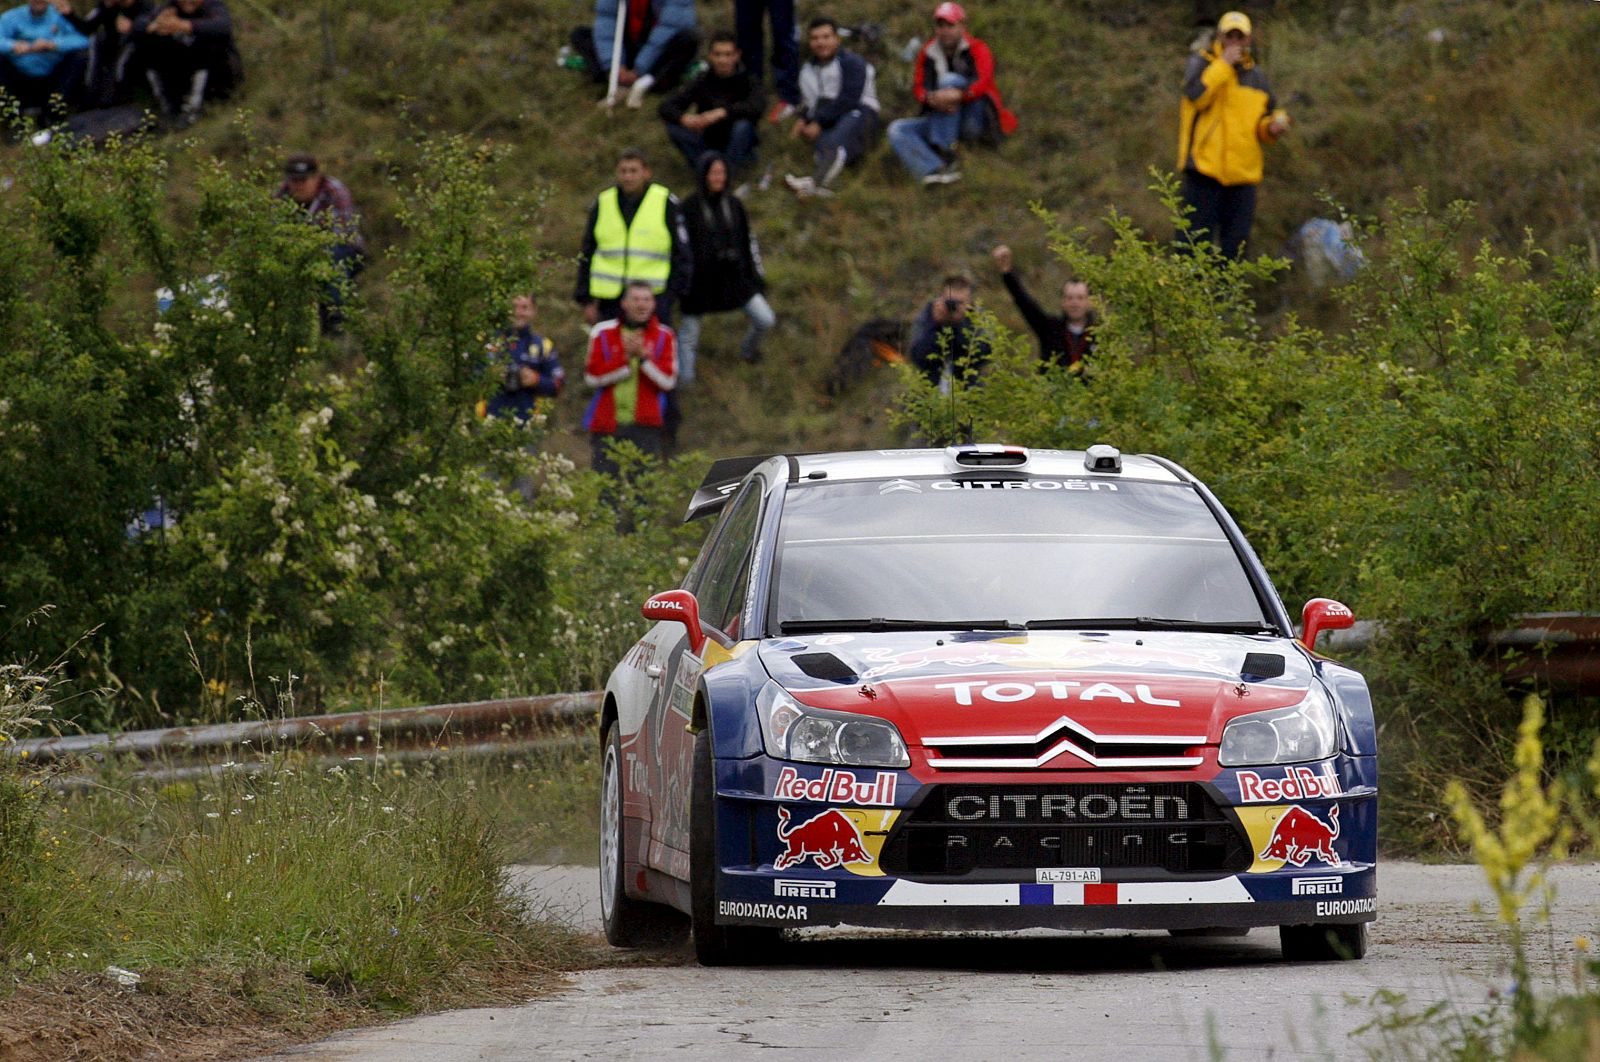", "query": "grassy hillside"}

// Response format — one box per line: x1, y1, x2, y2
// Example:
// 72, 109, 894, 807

26, 0, 1600, 461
